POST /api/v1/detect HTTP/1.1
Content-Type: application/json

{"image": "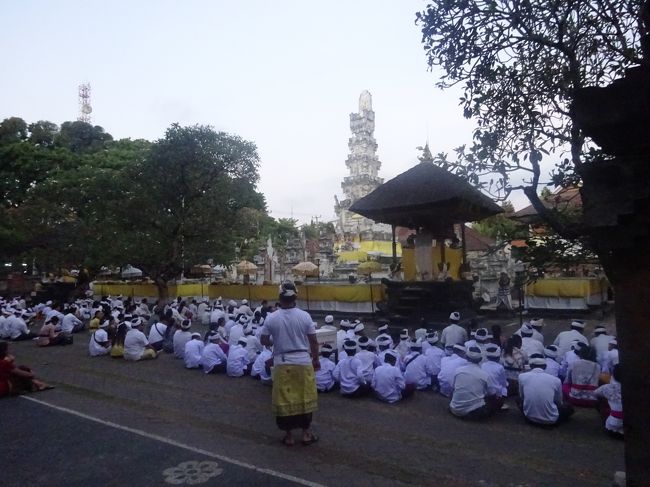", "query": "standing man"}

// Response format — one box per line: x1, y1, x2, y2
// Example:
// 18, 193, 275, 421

440, 312, 468, 347
261, 281, 320, 447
